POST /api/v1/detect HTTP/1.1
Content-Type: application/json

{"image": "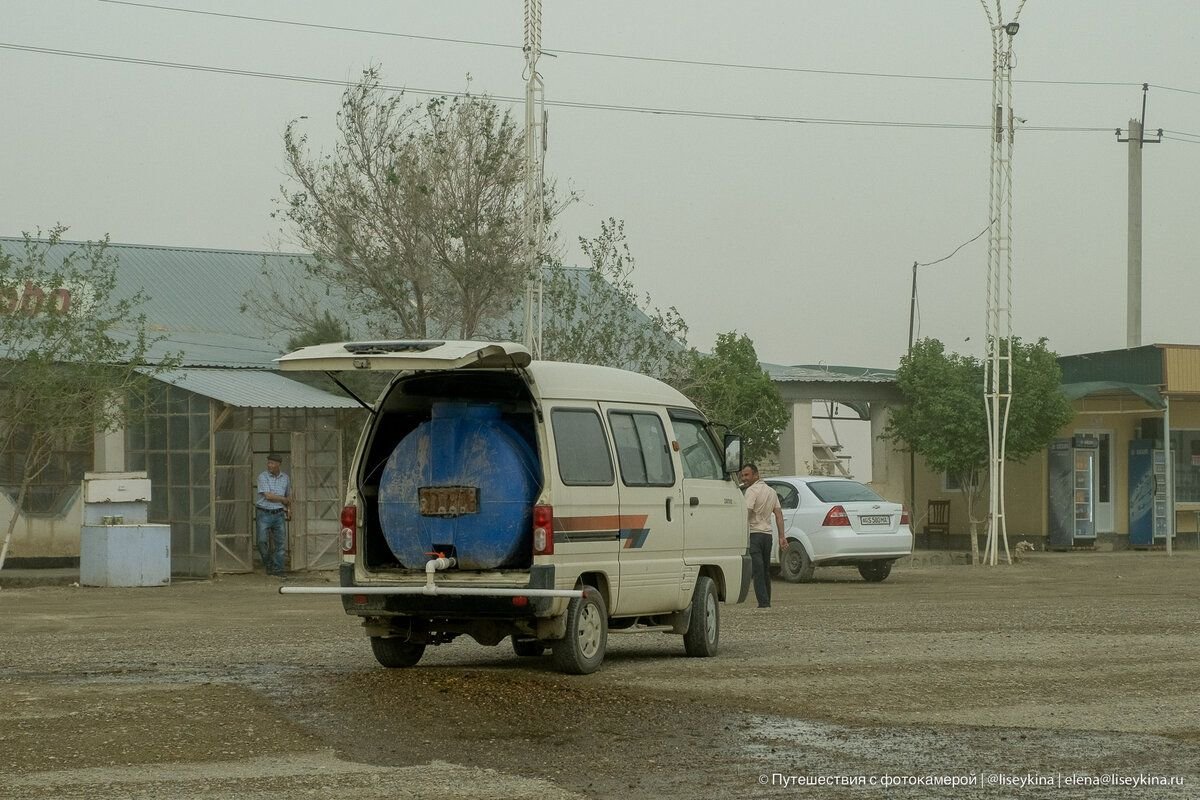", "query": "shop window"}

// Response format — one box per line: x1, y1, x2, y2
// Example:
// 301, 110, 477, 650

1170, 430, 1200, 503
